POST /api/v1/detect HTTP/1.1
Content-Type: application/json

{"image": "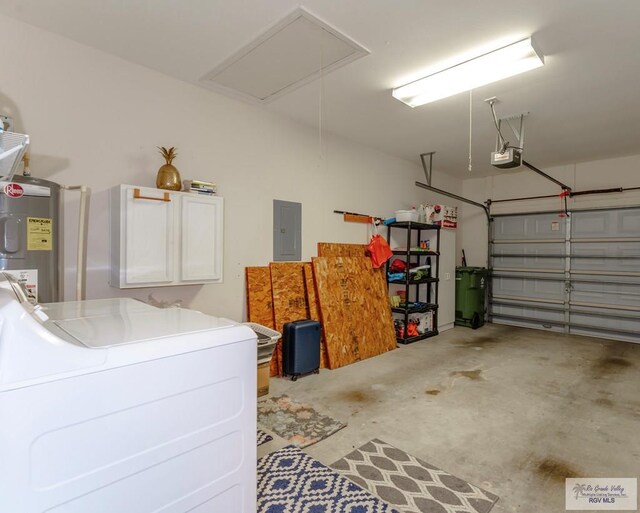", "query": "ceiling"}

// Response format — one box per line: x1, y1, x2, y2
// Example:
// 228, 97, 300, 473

1, 0, 639, 177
